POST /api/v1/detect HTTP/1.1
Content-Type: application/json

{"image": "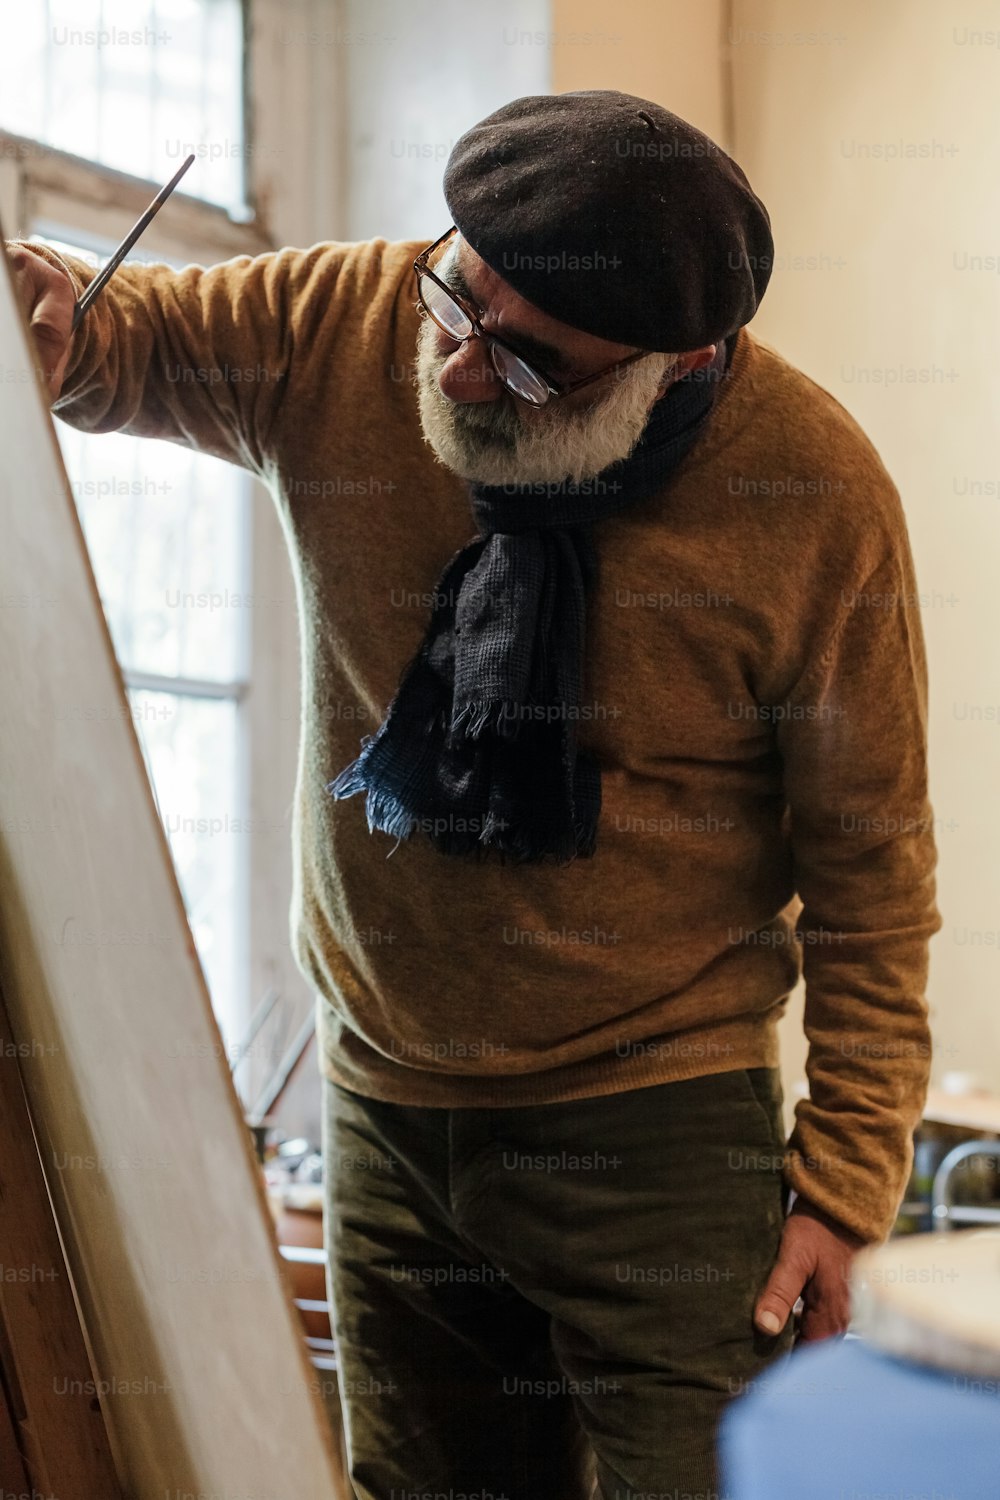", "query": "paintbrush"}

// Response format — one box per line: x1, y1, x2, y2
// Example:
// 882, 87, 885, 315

70, 153, 195, 331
